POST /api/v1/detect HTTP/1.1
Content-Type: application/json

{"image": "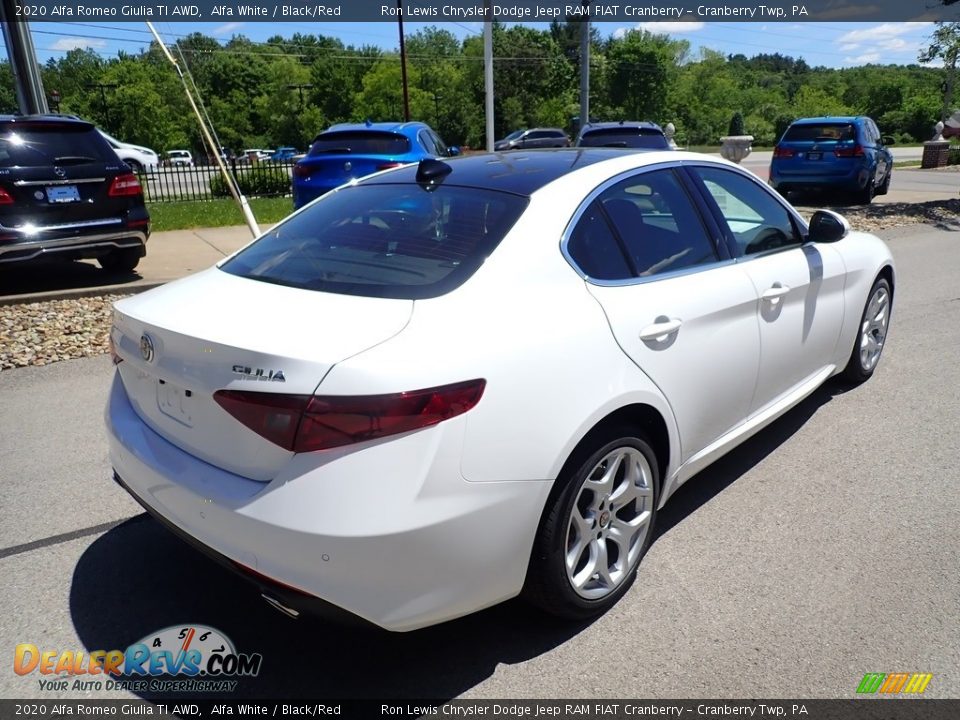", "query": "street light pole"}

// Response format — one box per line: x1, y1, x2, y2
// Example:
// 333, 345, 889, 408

87, 83, 118, 131
397, 0, 410, 122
